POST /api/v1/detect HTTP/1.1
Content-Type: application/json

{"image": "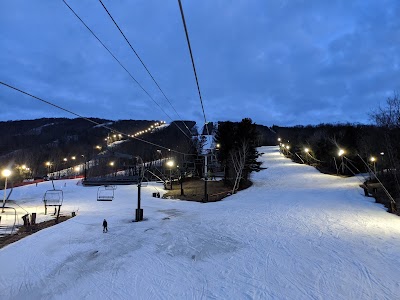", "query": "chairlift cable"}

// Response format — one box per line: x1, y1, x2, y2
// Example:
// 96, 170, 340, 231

342, 160, 368, 184
177, 0, 210, 136
357, 154, 397, 206
12, 202, 29, 214
0, 81, 192, 155
97, 0, 194, 138
343, 156, 365, 175
62, 0, 192, 141
306, 152, 325, 163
